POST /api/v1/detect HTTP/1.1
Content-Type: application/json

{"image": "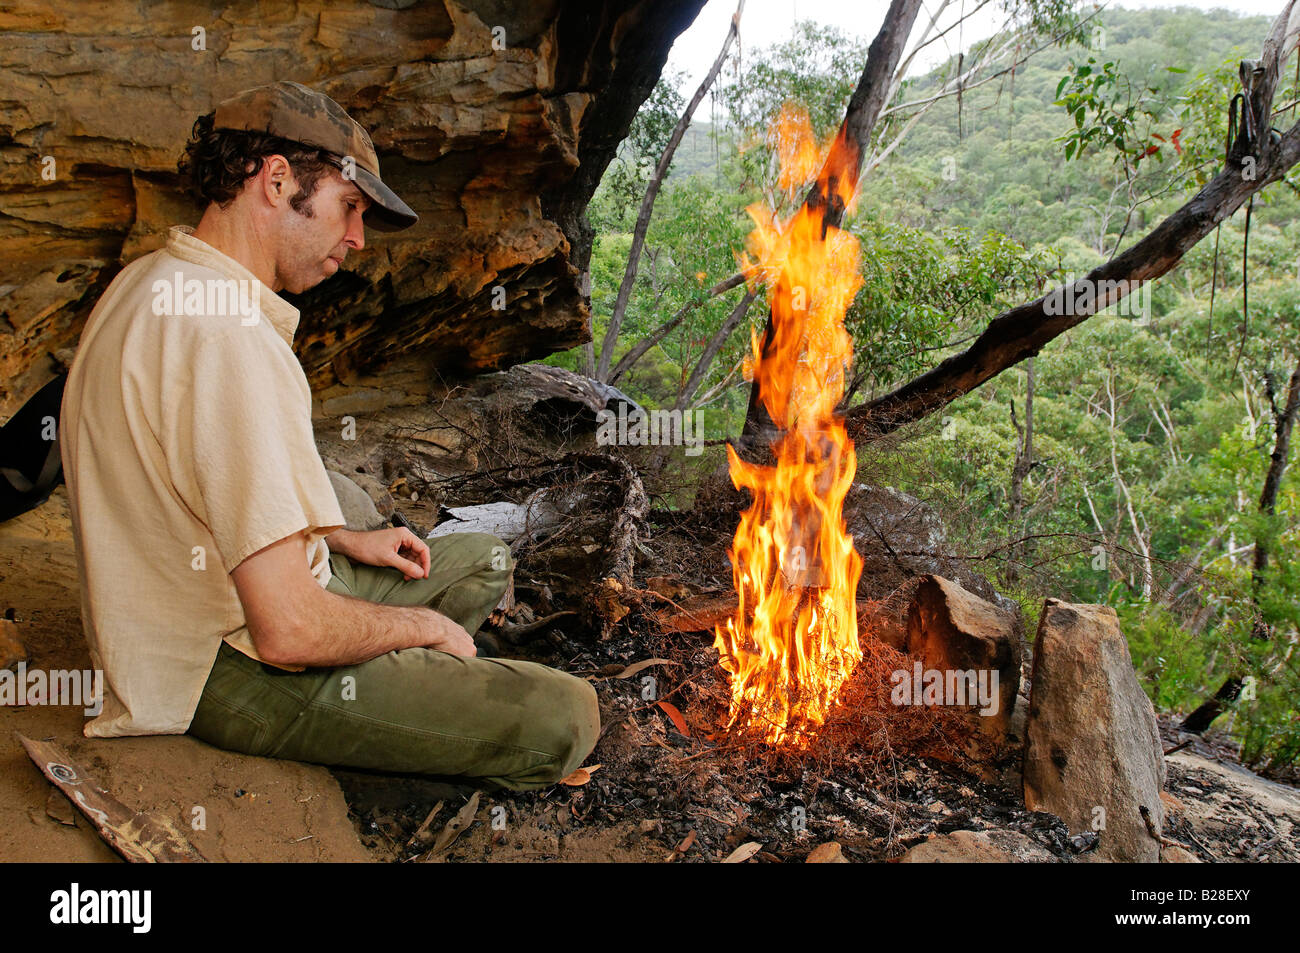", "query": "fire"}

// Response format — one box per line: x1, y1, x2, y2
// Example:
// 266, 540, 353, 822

714, 106, 864, 745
